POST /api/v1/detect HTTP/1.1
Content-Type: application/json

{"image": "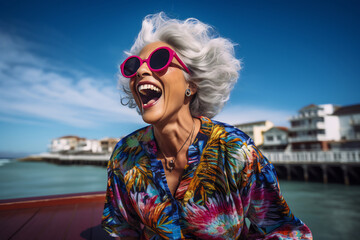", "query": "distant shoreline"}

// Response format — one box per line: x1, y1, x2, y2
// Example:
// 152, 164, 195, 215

17, 152, 111, 166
